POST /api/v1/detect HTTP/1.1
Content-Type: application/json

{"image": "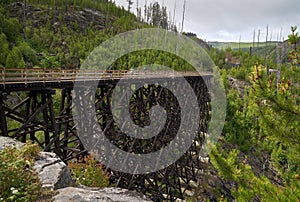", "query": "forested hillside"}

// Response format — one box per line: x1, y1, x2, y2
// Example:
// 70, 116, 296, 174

1, 0, 205, 70
0, 0, 140, 69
